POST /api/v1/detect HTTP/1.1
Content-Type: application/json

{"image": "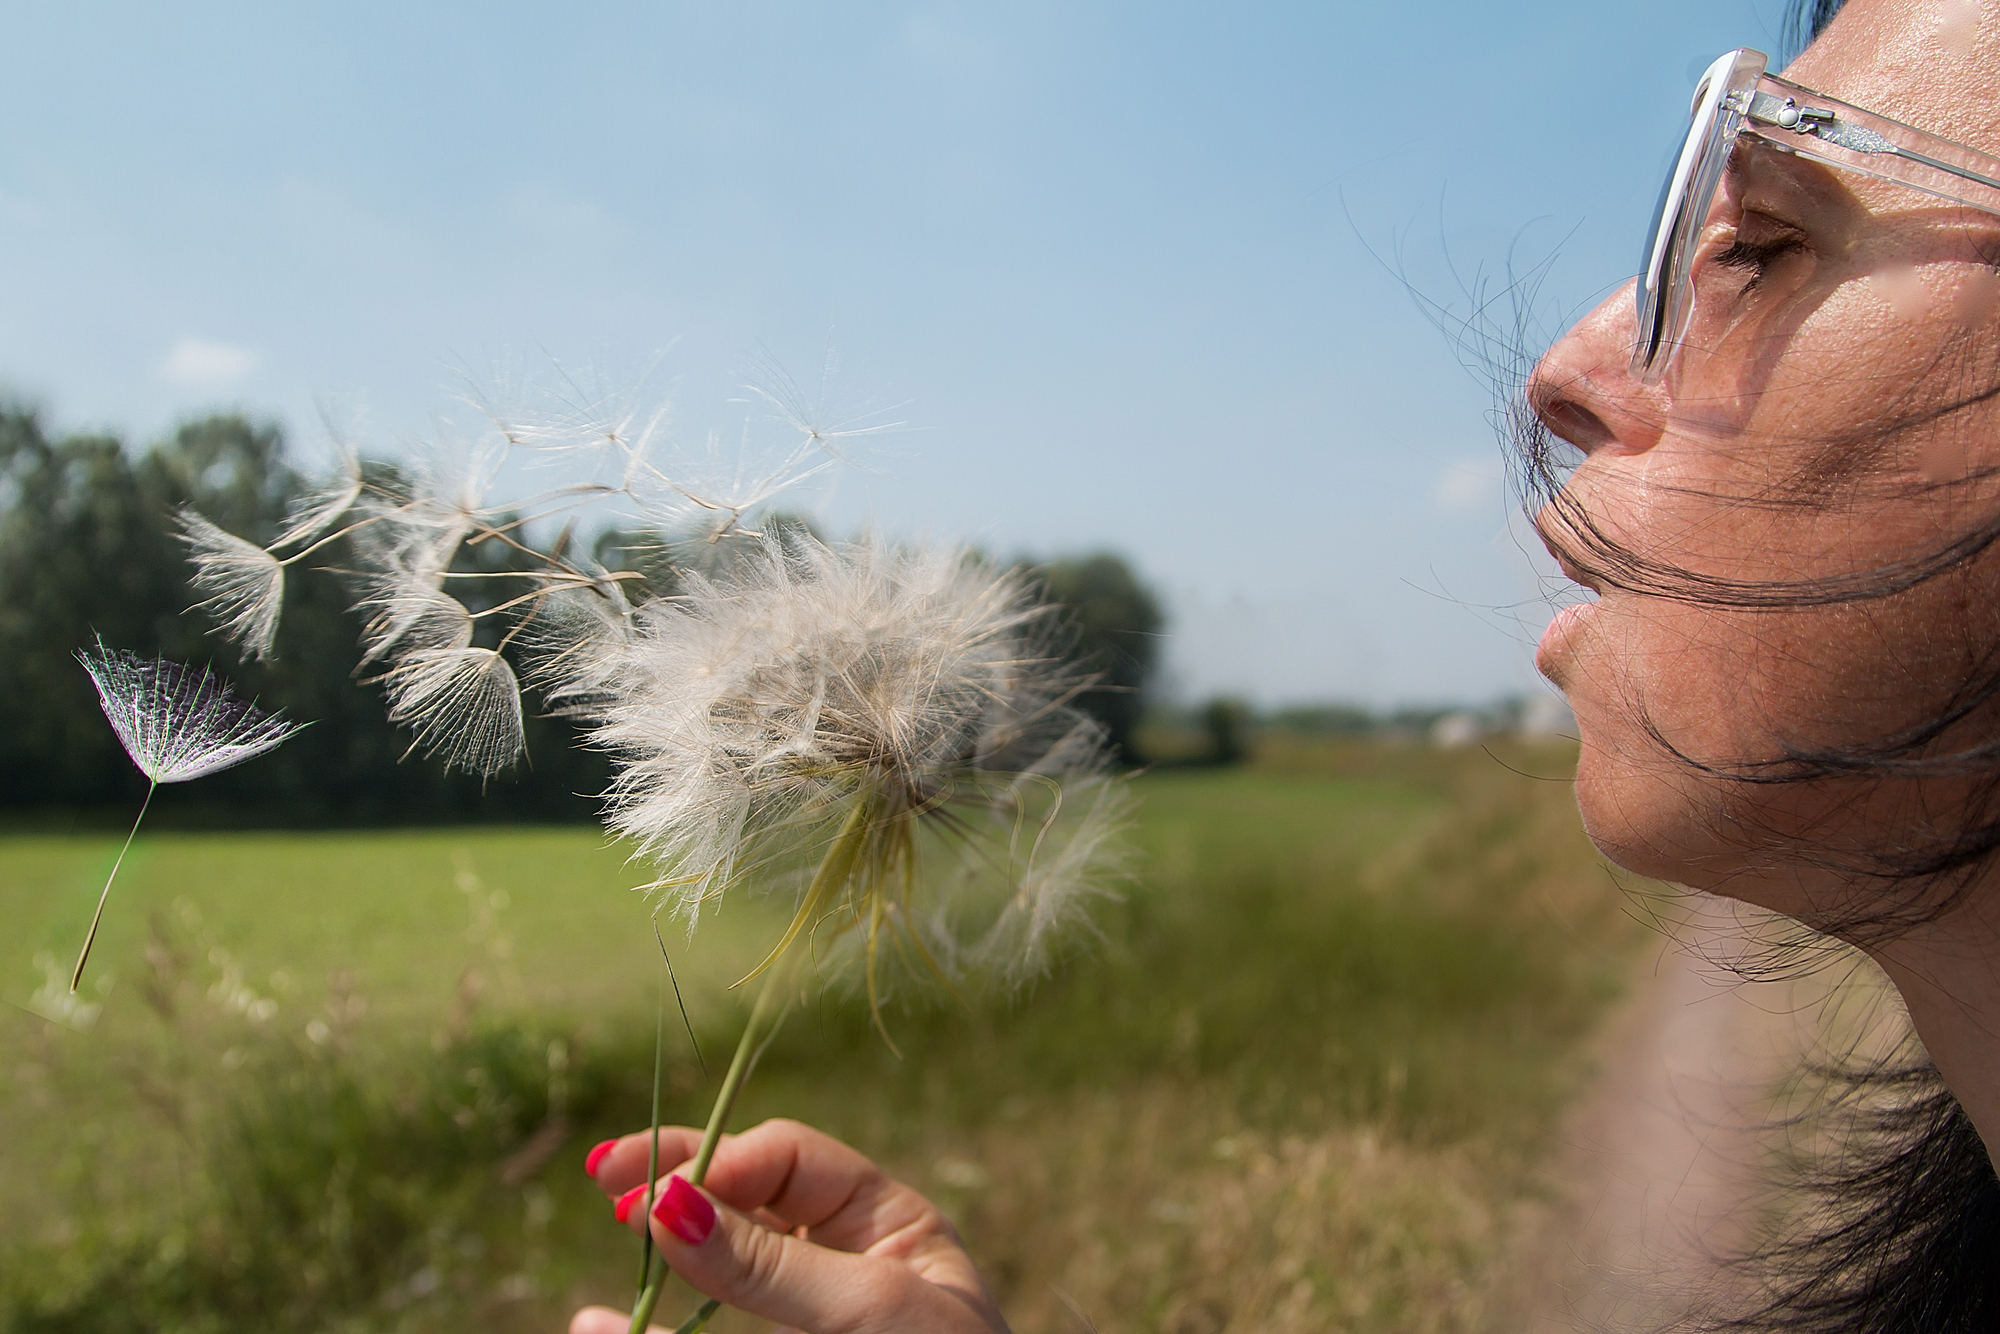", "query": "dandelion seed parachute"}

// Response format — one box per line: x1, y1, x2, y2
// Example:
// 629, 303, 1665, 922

271, 446, 364, 552
78, 645, 305, 783
70, 645, 304, 990
176, 448, 368, 661
176, 509, 287, 662
382, 646, 526, 775
352, 572, 475, 669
